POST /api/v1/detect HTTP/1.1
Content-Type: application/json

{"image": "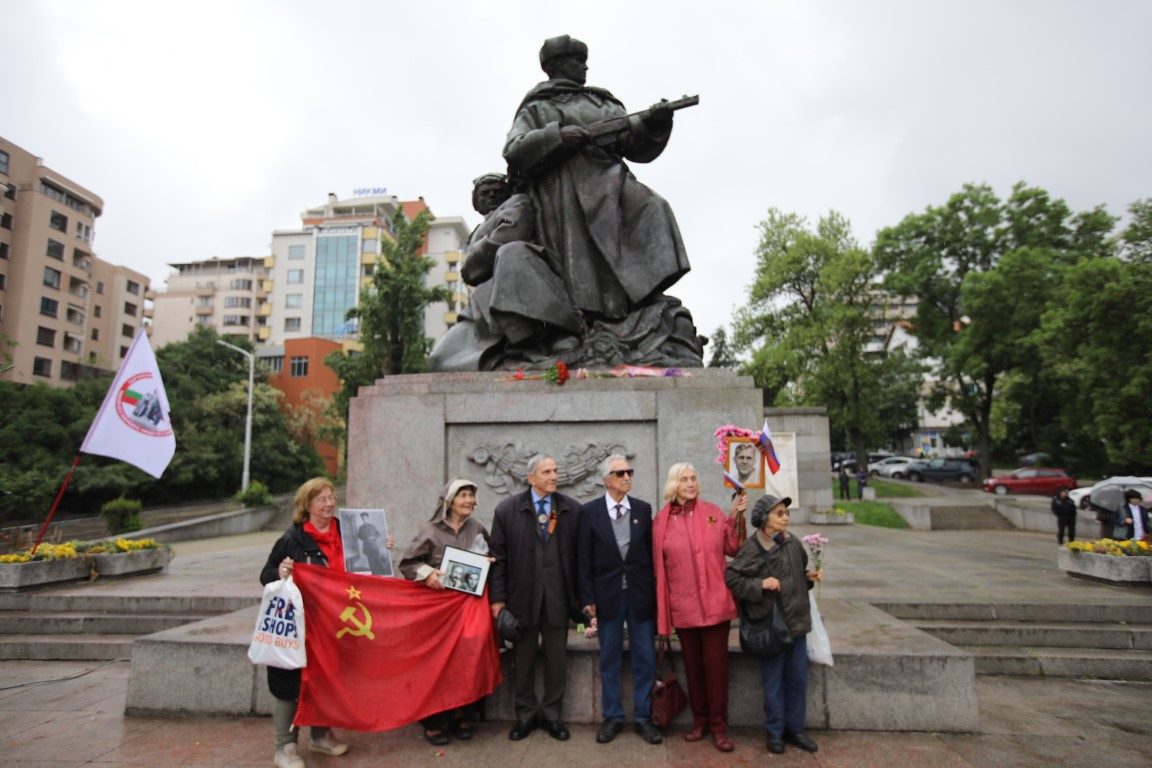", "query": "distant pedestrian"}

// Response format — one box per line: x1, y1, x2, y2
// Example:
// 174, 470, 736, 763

1120, 489, 1150, 542
855, 468, 867, 500
837, 467, 850, 501
1051, 488, 1076, 545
